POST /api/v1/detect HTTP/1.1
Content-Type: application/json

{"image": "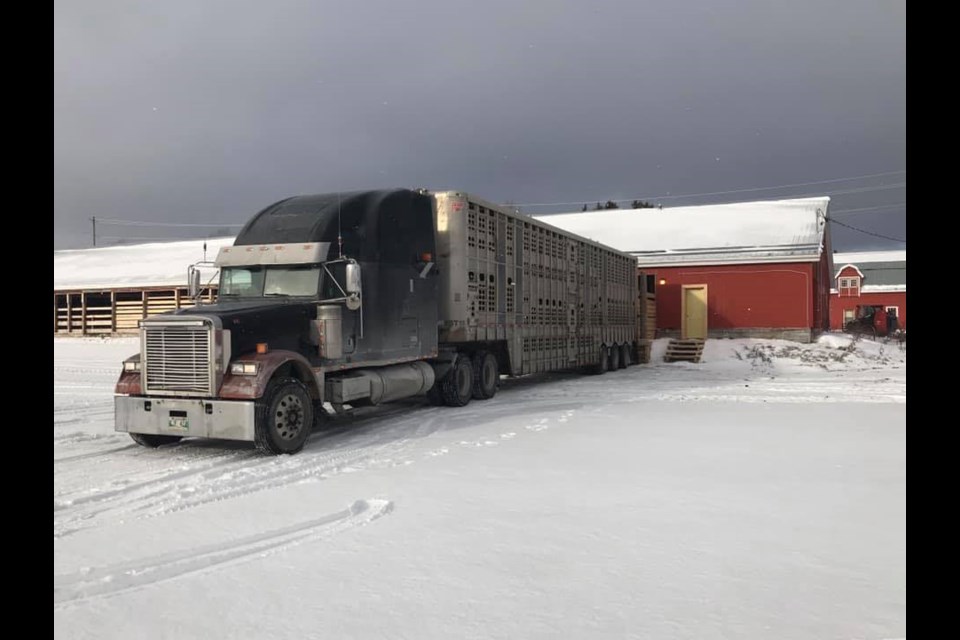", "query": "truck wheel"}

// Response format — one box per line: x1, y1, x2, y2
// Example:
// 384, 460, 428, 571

471, 351, 498, 400
620, 344, 632, 367
130, 433, 182, 448
255, 377, 314, 455
442, 356, 474, 407
610, 344, 621, 370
